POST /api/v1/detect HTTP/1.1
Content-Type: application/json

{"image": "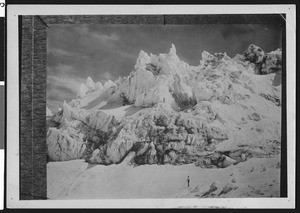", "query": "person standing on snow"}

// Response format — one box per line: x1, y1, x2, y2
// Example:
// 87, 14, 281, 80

187, 176, 190, 187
